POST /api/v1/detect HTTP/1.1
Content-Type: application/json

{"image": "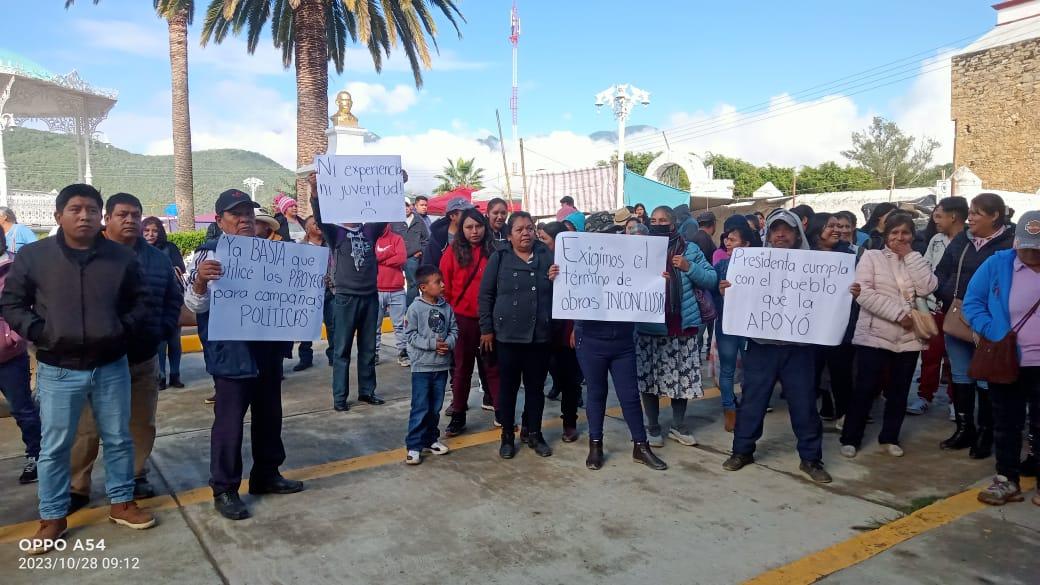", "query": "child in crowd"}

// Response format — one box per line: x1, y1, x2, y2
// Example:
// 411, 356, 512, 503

403, 265, 459, 465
